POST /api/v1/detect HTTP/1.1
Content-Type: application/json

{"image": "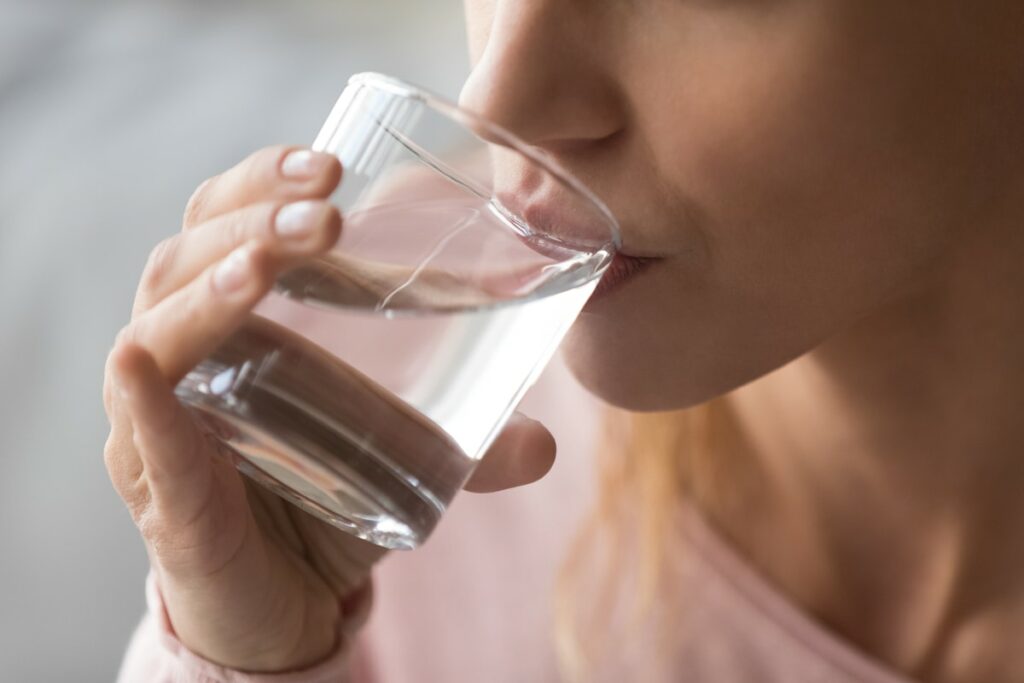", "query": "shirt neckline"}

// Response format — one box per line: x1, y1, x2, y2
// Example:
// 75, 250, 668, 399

676, 500, 920, 683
